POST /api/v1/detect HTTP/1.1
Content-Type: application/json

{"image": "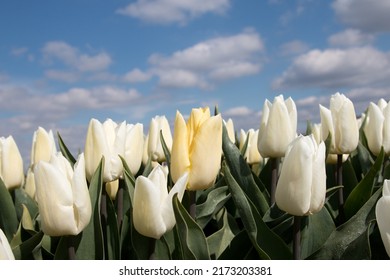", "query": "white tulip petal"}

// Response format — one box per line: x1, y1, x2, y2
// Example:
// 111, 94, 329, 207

0, 229, 15, 260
